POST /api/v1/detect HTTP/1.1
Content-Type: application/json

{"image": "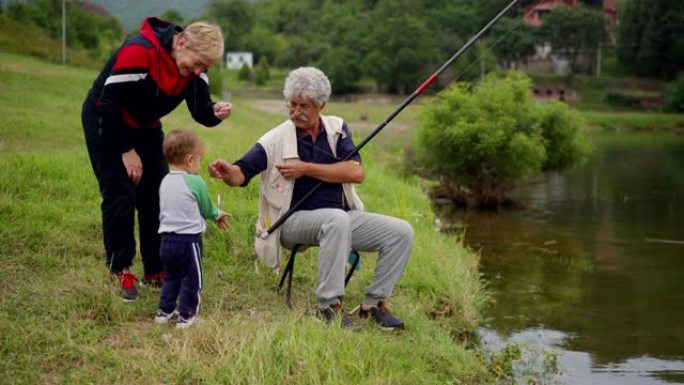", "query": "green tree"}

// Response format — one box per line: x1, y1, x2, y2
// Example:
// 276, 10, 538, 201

617, 0, 684, 79
316, 46, 362, 94
237, 63, 251, 81
490, 17, 537, 69
6, 0, 122, 61
663, 76, 684, 113
579, 0, 603, 7
417, 71, 590, 207
159, 9, 184, 25
208, 0, 254, 50
539, 6, 606, 74
254, 56, 270, 85
363, 0, 435, 93
314, 0, 368, 94
241, 24, 286, 64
